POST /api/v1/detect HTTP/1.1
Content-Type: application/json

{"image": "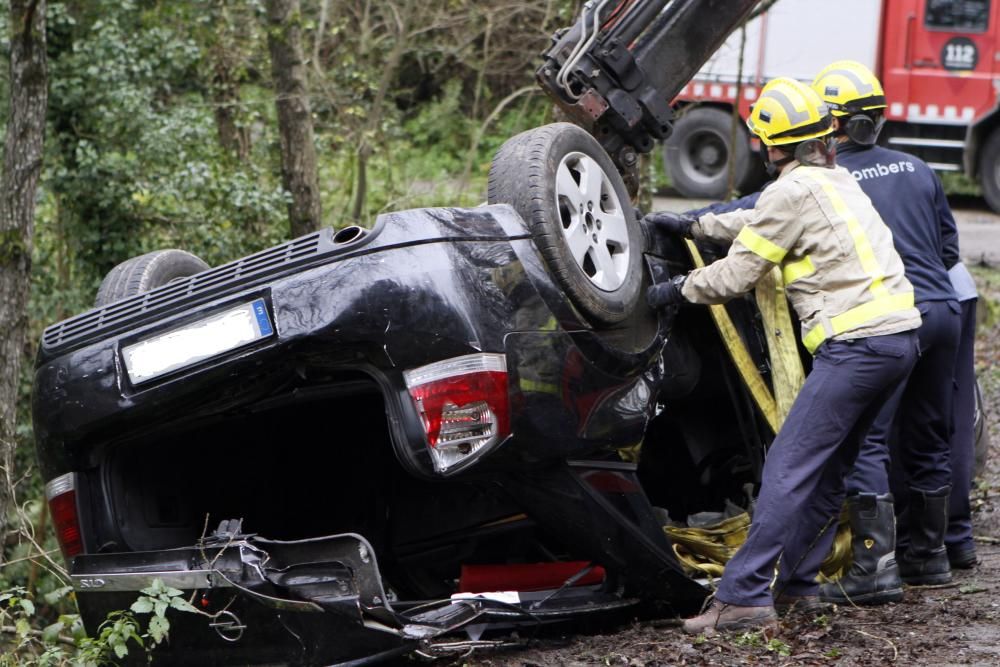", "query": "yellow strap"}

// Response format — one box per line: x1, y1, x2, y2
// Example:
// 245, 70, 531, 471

781, 255, 815, 284
802, 291, 915, 353
686, 240, 780, 433
519, 378, 559, 394
755, 267, 806, 423
807, 171, 890, 299
736, 226, 788, 264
